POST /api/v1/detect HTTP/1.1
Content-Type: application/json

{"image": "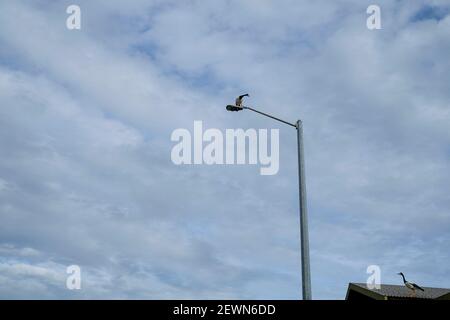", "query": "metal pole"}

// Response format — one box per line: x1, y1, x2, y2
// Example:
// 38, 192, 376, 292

227, 104, 312, 299
296, 120, 311, 300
